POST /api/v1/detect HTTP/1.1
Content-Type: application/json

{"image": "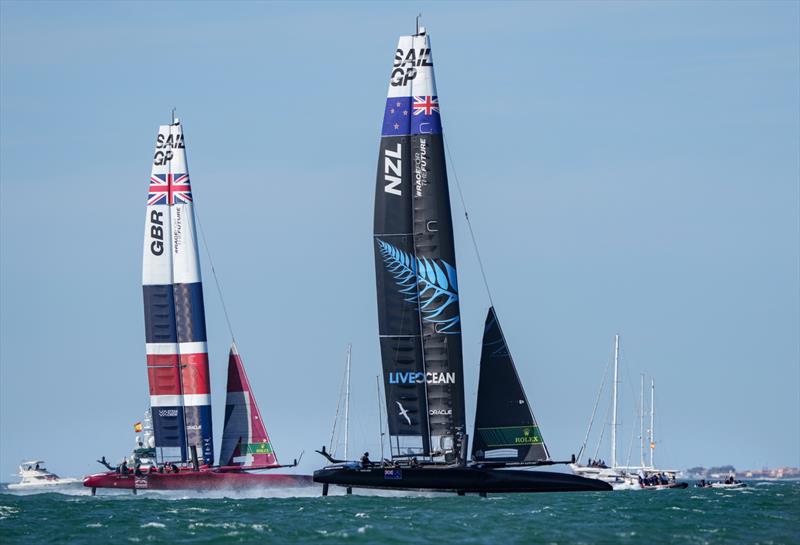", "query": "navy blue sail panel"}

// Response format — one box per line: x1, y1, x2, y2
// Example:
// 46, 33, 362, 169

172, 283, 208, 342
471, 308, 550, 463
143, 285, 178, 343
151, 406, 188, 455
